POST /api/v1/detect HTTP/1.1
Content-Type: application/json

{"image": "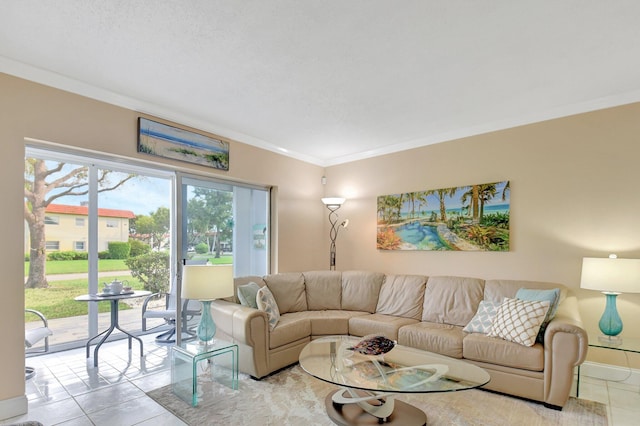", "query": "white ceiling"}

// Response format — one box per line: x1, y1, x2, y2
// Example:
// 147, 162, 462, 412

2, 1, 640, 166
